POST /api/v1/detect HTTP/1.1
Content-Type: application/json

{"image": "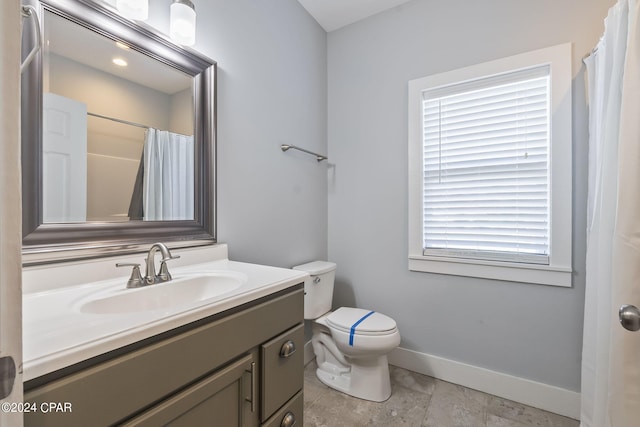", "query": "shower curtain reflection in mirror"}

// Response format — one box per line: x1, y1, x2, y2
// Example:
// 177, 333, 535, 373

131, 128, 195, 221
